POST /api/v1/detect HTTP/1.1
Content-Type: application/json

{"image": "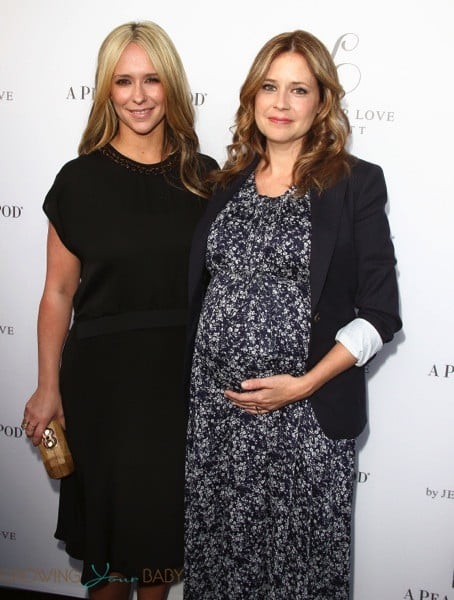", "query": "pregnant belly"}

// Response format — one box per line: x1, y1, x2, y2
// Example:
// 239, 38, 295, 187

195, 274, 310, 385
